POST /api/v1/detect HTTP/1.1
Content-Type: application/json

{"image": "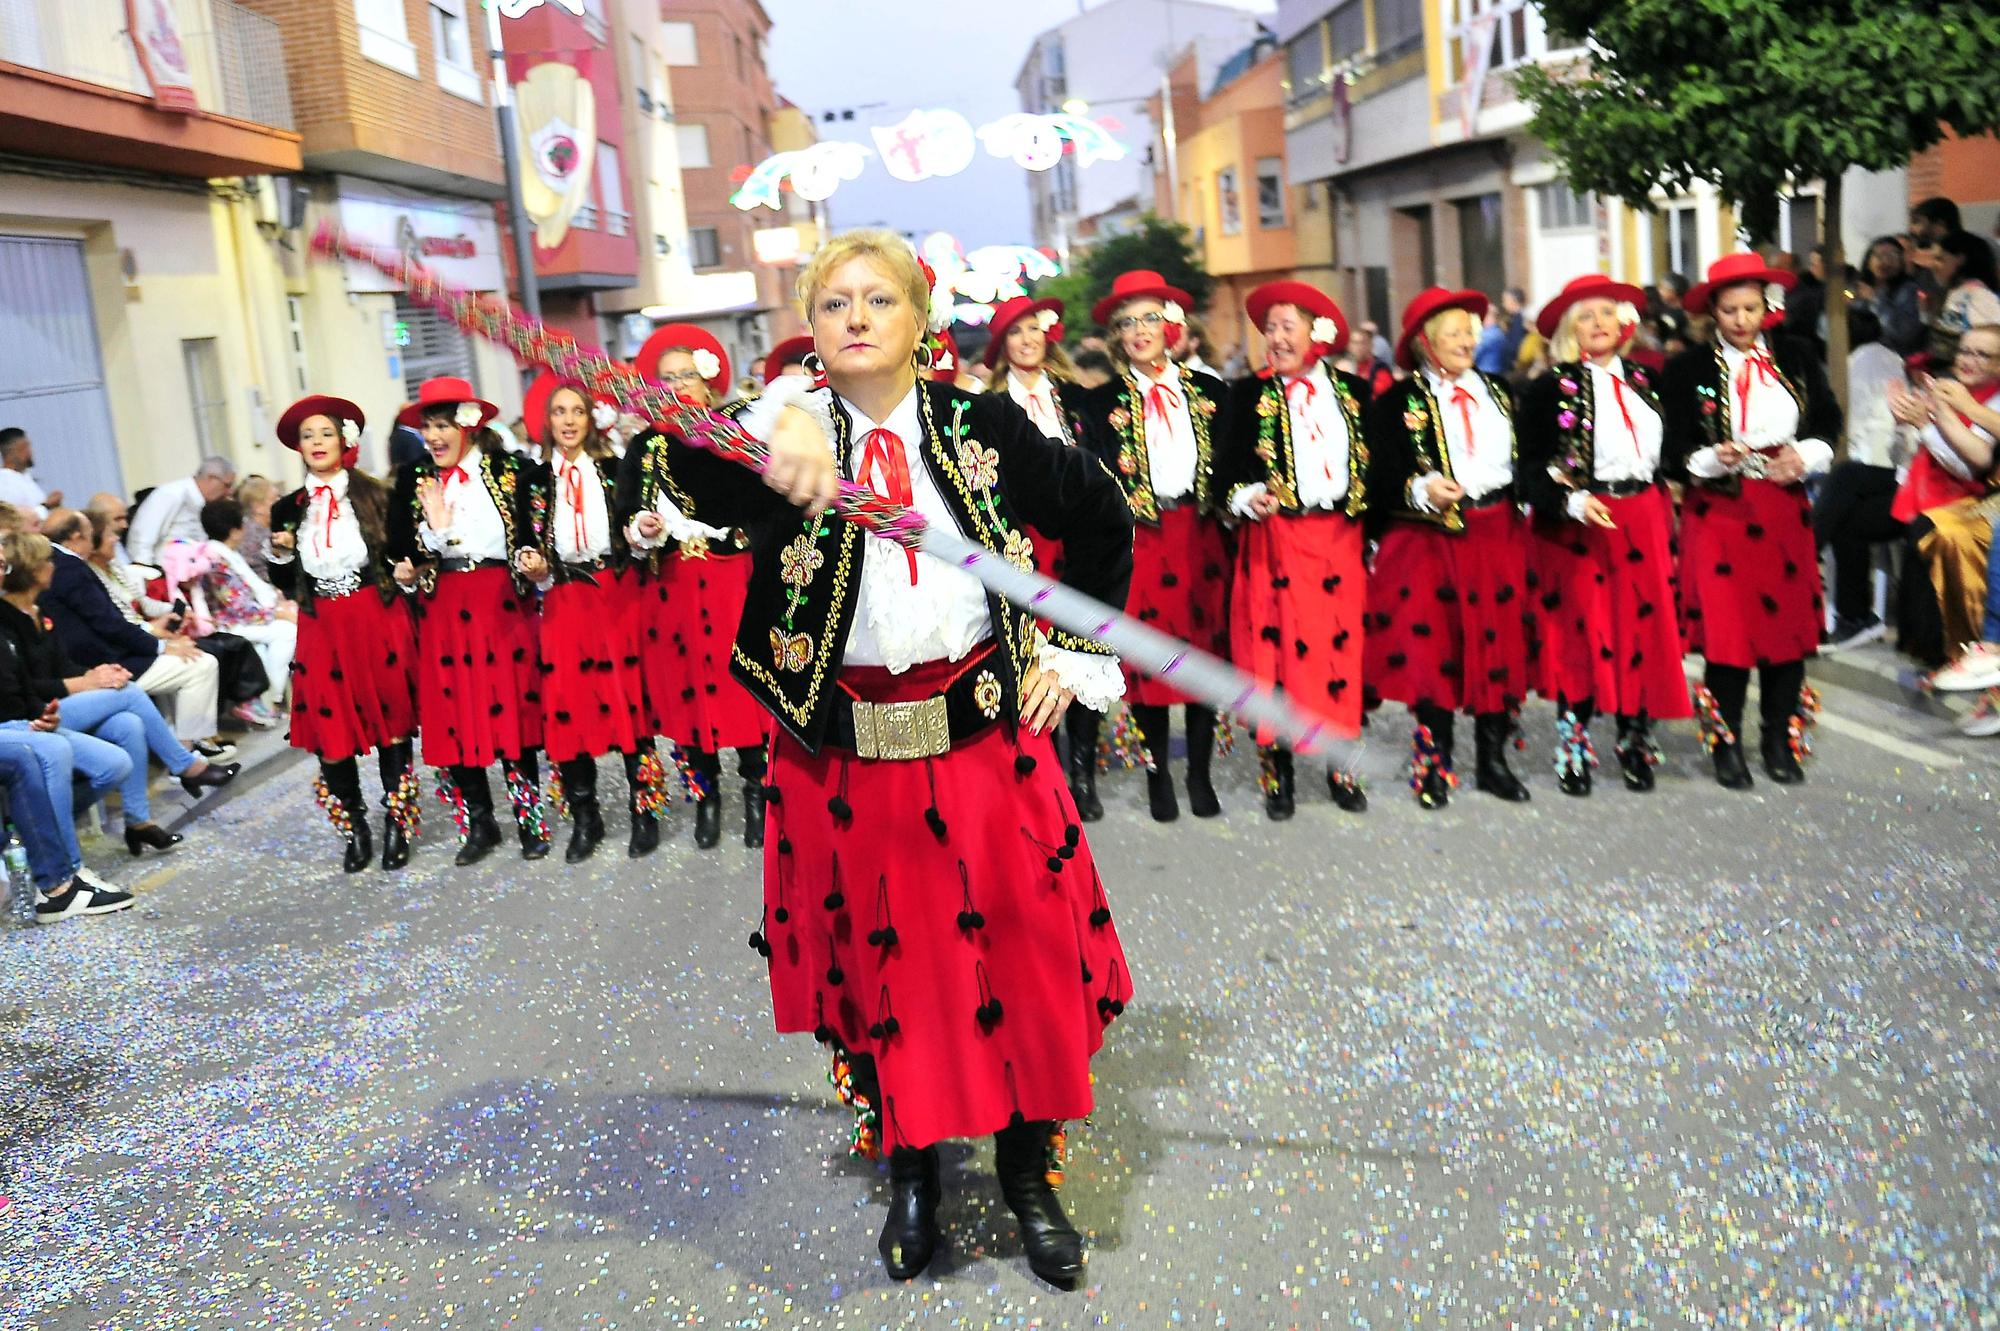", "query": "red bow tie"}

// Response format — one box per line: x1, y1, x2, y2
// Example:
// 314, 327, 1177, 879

1733, 352, 1782, 426
857, 428, 919, 583
558, 458, 590, 552
310, 484, 340, 552
1450, 384, 1478, 459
